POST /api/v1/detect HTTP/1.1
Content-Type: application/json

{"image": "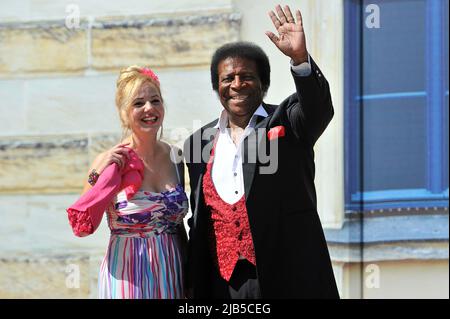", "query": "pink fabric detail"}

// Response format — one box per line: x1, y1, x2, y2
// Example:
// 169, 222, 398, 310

140, 67, 160, 85
67, 208, 94, 237
67, 148, 144, 237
